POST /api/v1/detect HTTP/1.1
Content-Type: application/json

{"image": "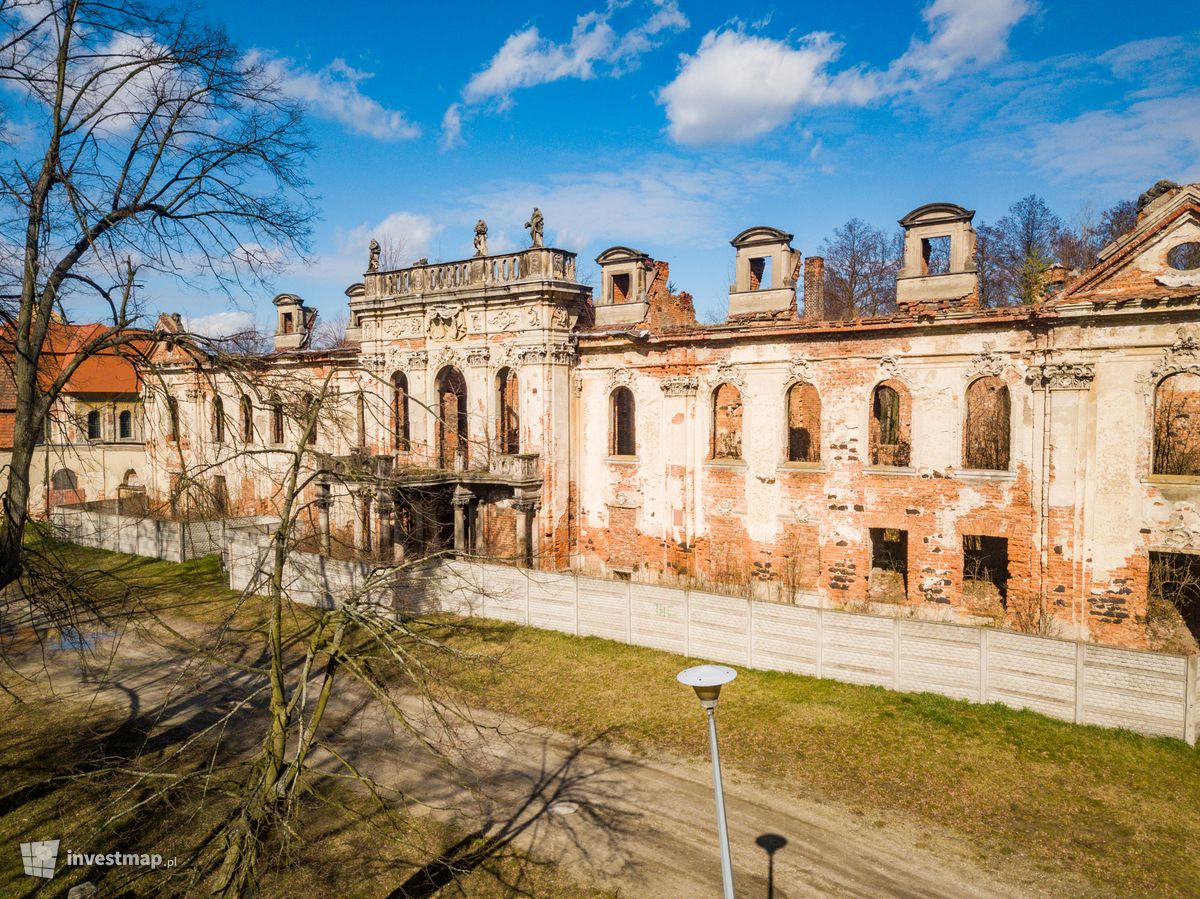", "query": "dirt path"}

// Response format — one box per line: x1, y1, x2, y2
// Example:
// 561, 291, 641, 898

17, 624, 1057, 899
